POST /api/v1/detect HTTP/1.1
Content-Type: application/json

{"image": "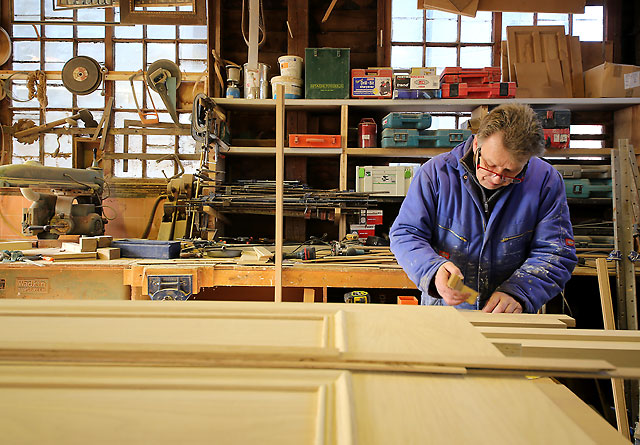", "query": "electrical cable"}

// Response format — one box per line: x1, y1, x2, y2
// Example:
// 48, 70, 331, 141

241, 0, 266, 48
